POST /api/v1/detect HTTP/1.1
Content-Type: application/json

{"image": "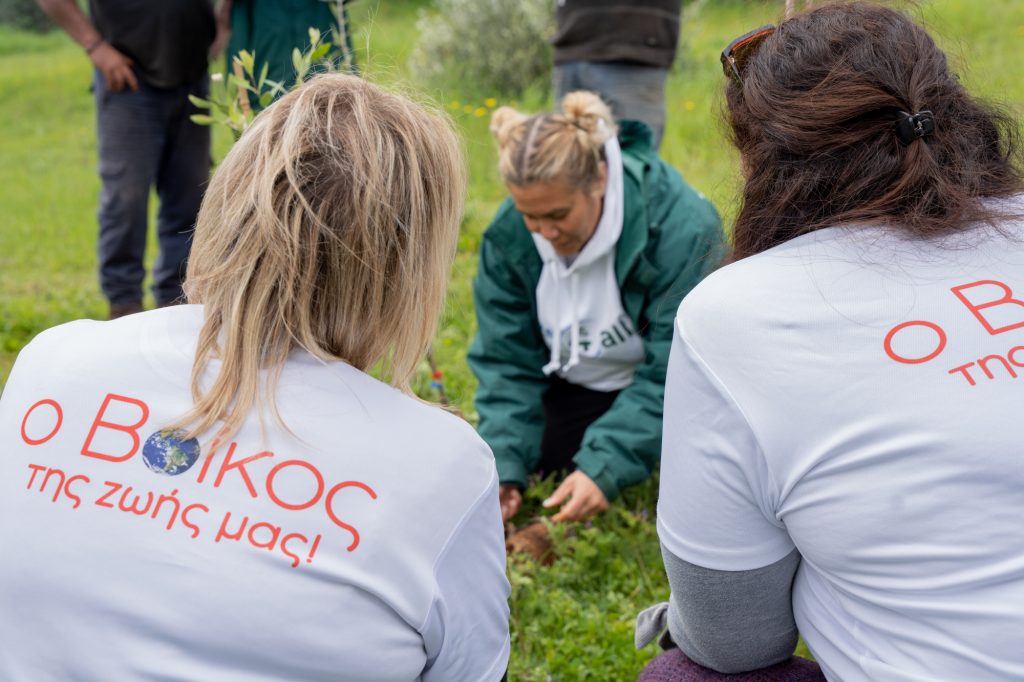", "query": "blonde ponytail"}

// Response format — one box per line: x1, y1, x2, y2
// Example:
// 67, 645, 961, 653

170, 73, 465, 444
